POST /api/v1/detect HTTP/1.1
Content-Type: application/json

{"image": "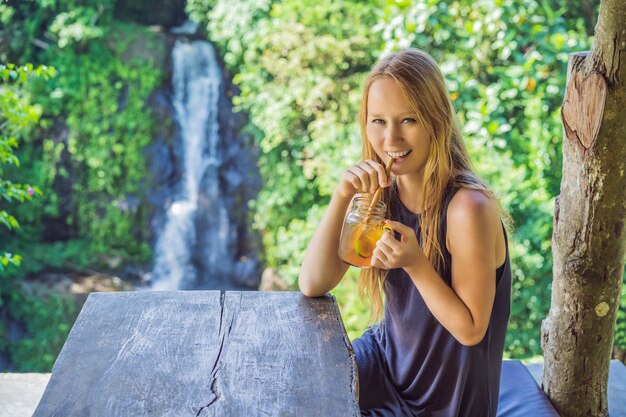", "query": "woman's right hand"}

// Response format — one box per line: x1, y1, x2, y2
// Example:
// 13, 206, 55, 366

336, 159, 392, 199
301, 159, 391, 296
